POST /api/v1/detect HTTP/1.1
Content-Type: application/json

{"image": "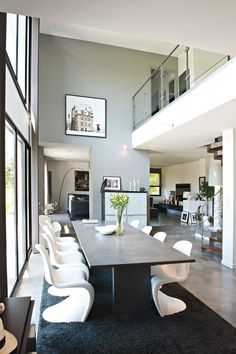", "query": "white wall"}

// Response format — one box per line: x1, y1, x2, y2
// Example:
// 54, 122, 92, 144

39, 35, 168, 219
47, 160, 90, 211
161, 158, 209, 199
